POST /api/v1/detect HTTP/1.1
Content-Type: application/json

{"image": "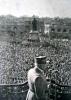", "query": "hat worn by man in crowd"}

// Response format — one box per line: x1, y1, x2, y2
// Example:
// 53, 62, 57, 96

34, 56, 47, 71
35, 56, 46, 64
